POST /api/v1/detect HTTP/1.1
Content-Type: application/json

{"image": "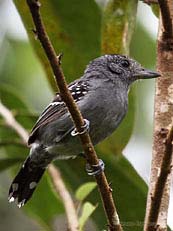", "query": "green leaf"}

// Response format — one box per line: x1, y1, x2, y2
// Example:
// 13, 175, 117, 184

130, 22, 156, 68
0, 85, 64, 229
151, 5, 160, 18
1, 2, 153, 230
79, 202, 97, 231
56, 154, 148, 231
101, 0, 138, 54
14, 0, 101, 90
75, 182, 97, 201
0, 158, 24, 172
0, 37, 53, 111
24, 172, 64, 230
